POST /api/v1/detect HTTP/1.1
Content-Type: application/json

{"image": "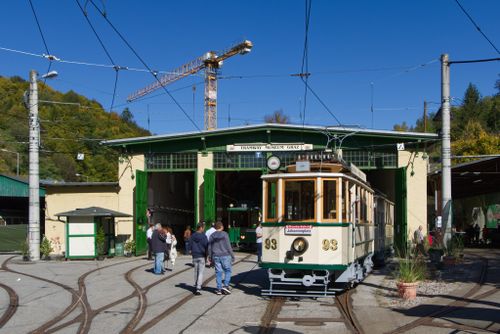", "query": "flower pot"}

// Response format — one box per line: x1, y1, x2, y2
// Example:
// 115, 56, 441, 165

97, 255, 105, 261
397, 281, 418, 300
443, 256, 457, 266
22, 255, 30, 262
428, 249, 444, 264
